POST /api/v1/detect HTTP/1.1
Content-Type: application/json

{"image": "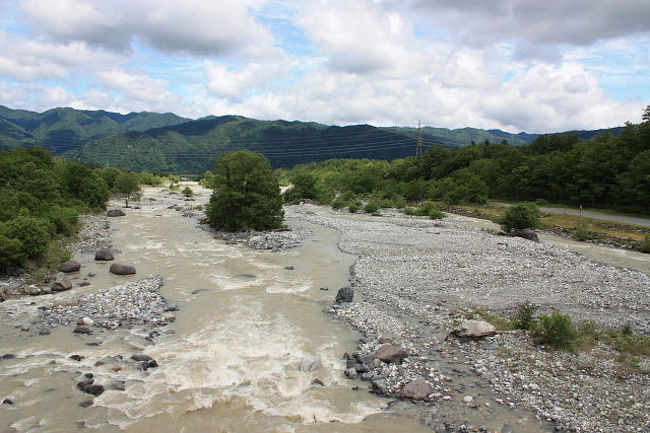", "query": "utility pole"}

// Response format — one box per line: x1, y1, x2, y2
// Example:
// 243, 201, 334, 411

415, 120, 423, 157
